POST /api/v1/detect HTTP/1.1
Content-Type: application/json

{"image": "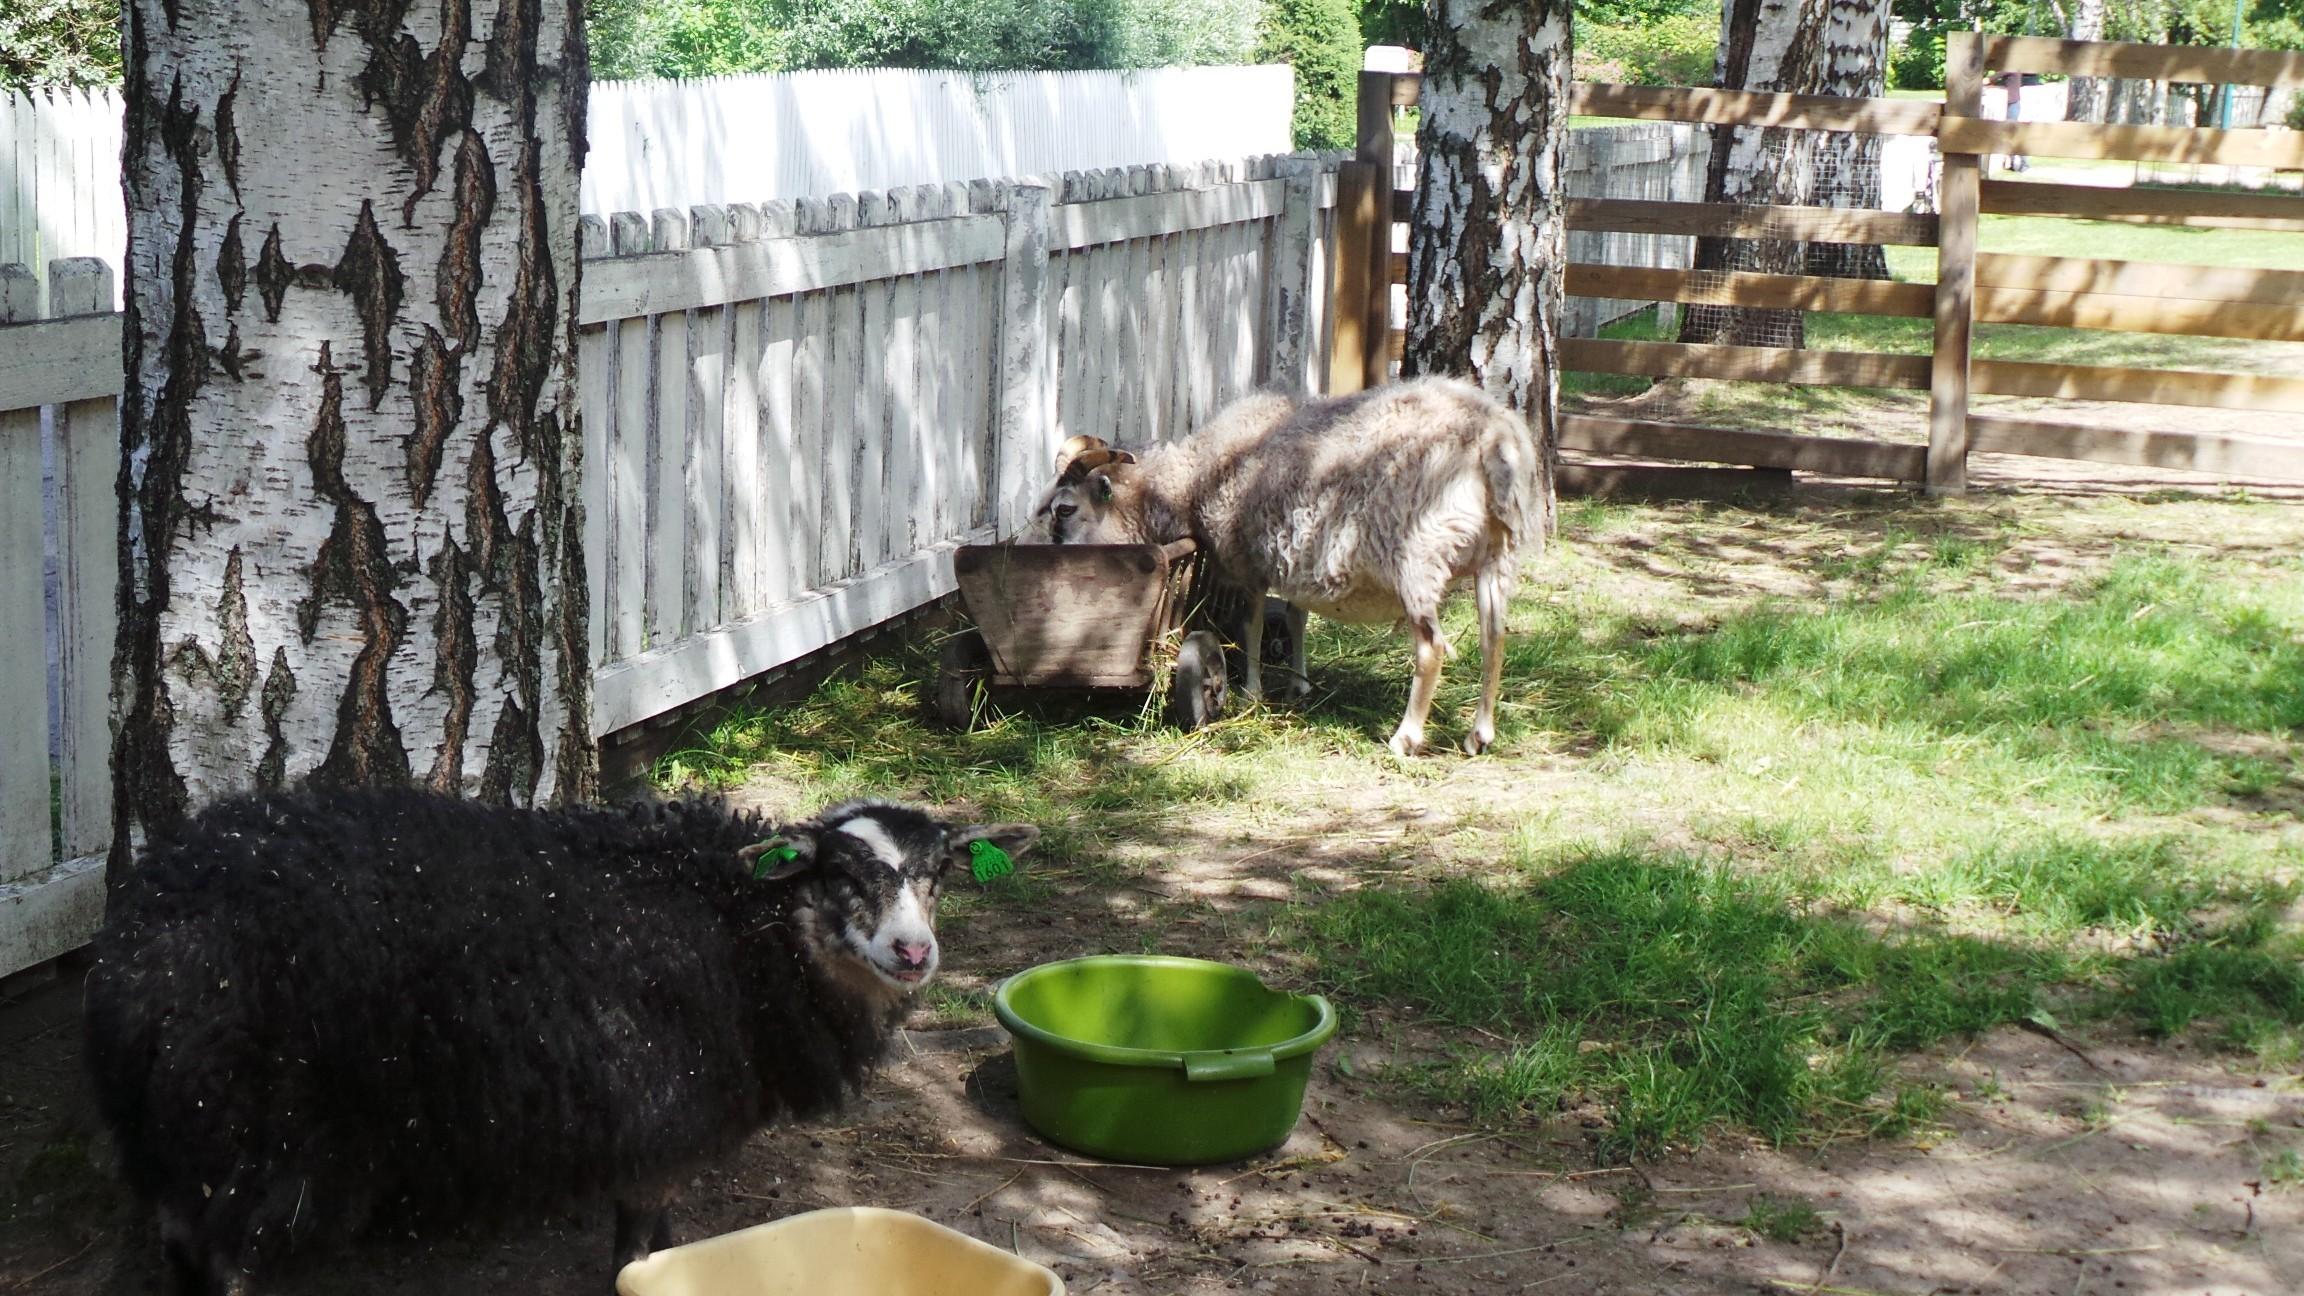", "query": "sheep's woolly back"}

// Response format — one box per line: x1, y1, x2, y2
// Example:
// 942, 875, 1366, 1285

83, 788, 904, 1274
1149, 379, 1539, 626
